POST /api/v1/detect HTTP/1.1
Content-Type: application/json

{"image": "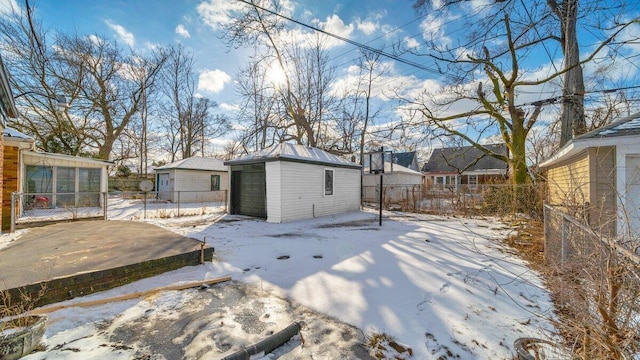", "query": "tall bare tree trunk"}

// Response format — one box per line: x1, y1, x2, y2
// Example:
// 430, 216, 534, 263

553, 0, 586, 146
